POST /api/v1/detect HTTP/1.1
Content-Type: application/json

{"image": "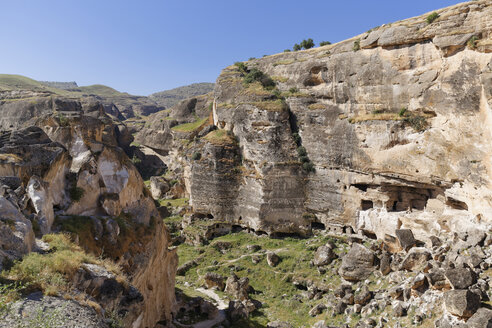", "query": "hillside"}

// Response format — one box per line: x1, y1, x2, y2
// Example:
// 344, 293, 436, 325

149, 82, 214, 108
